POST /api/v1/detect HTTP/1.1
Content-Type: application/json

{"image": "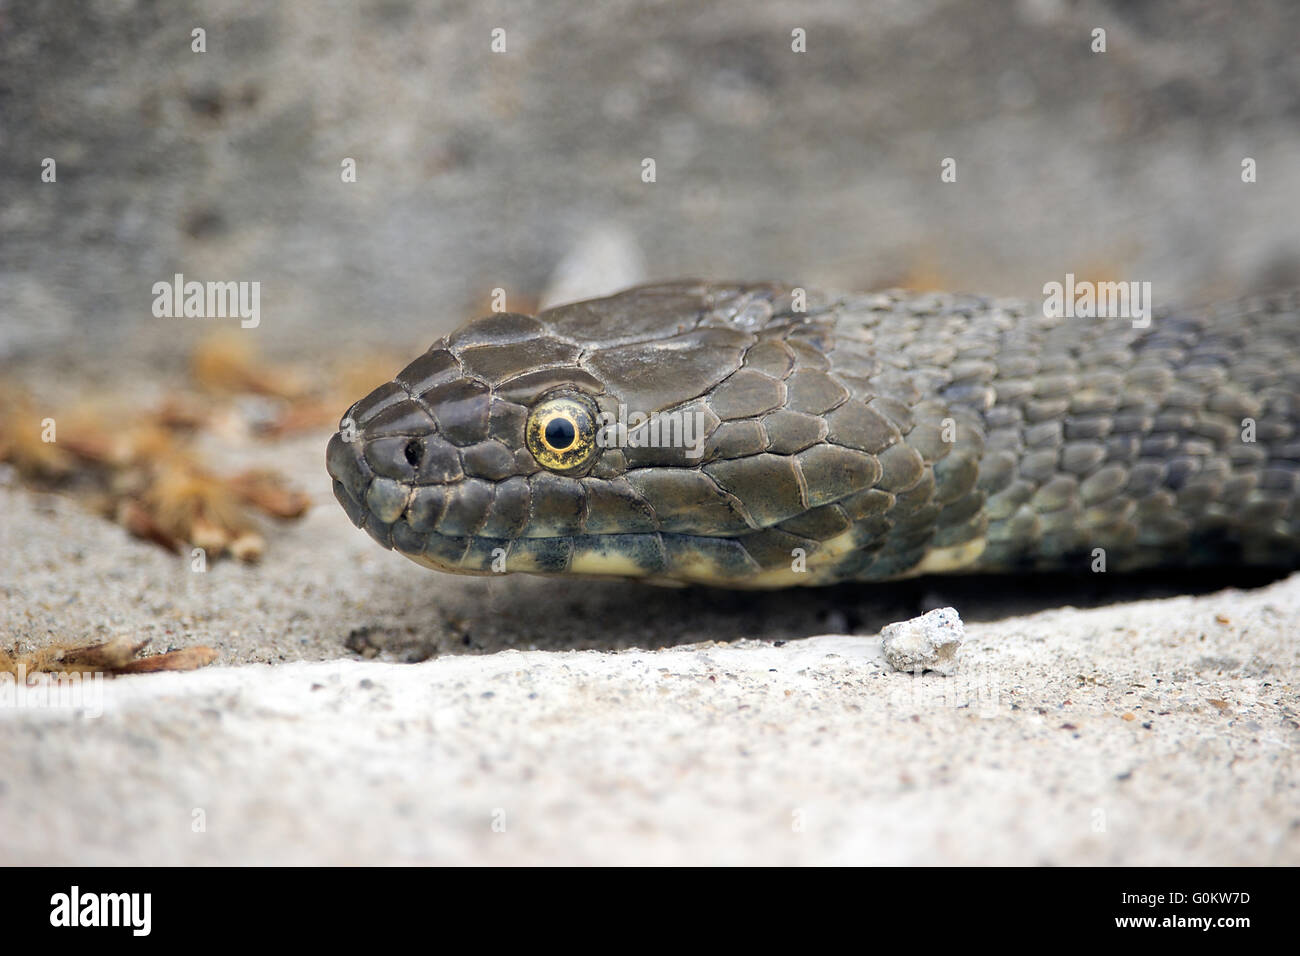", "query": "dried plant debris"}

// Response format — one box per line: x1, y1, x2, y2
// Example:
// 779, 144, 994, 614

191, 332, 308, 399
0, 346, 326, 562
0, 390, 82, 479
190, 333, 405, 438
1, 637, 218, 677
0, 392, 298, 562
254, 351, 408, 438
1, 335, 402, 560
